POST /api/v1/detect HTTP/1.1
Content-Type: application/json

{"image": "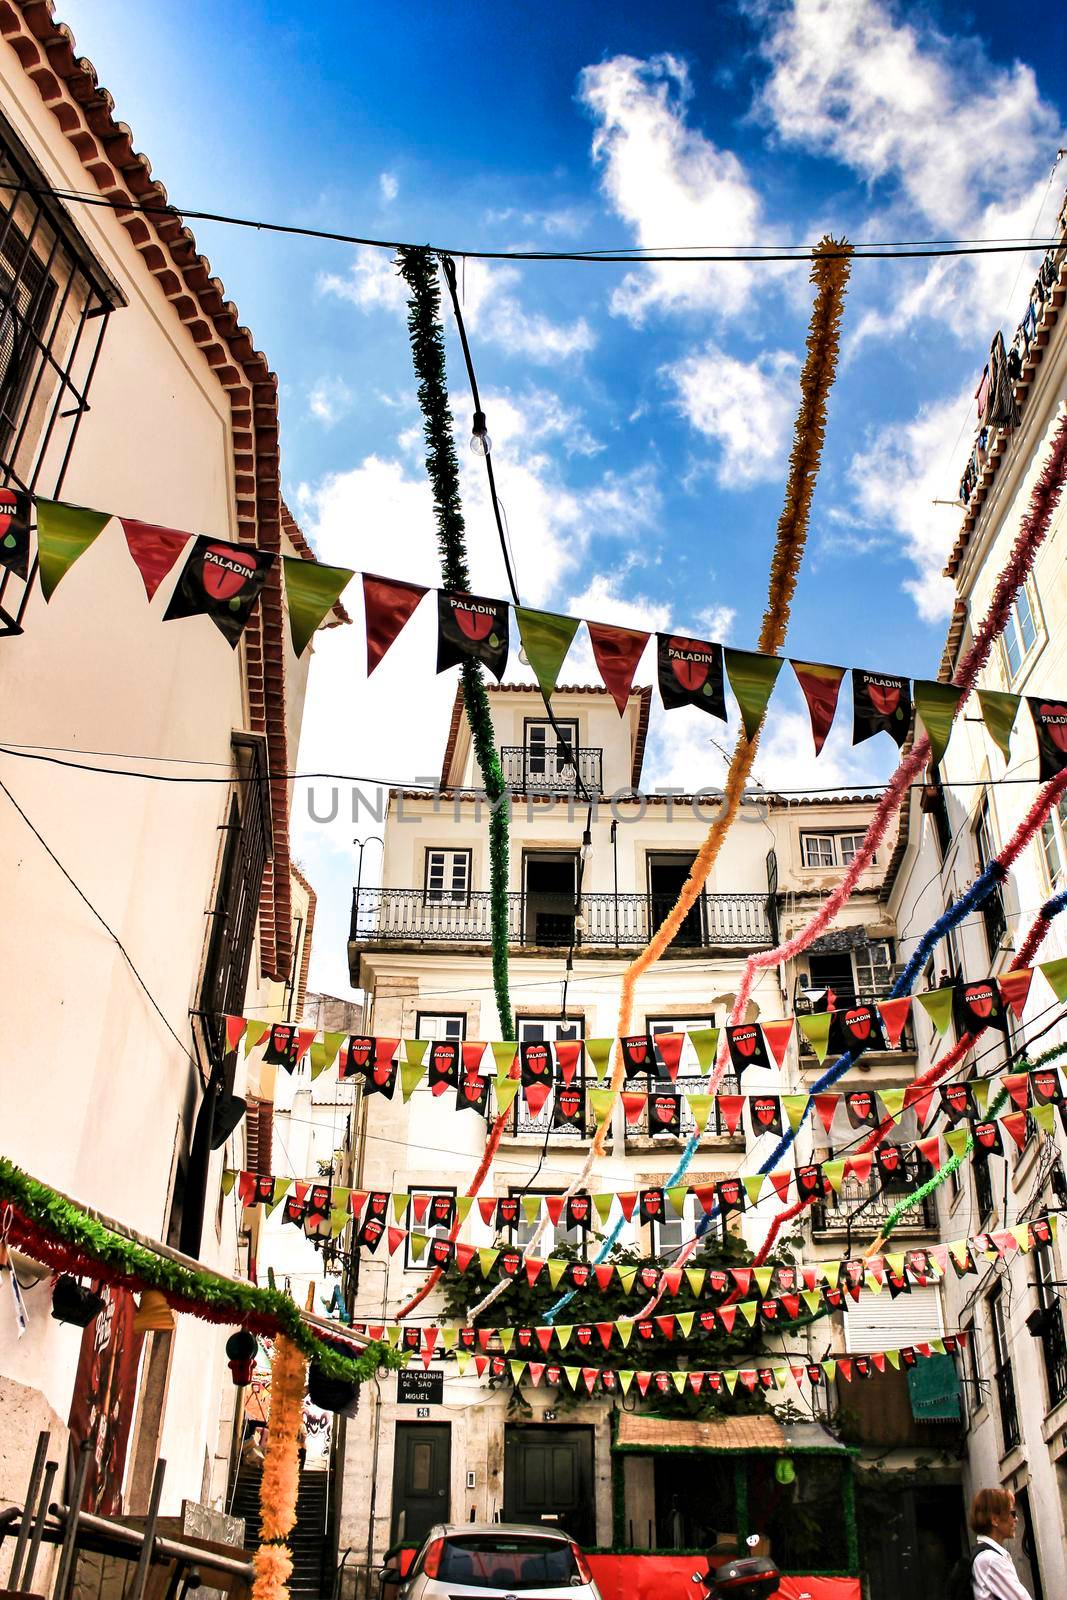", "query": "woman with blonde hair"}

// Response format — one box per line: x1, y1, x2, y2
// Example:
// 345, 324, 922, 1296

966, 1488, 1030, 1600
